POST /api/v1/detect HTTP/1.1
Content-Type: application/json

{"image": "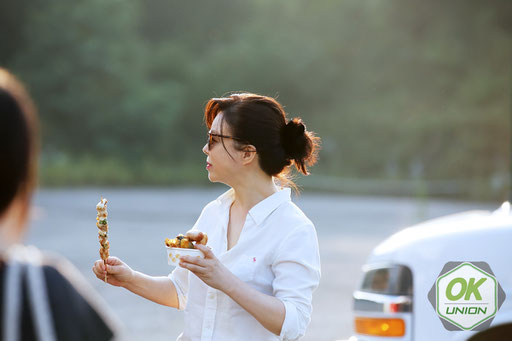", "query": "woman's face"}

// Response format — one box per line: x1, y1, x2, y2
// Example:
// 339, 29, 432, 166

202, 113, 244, 185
